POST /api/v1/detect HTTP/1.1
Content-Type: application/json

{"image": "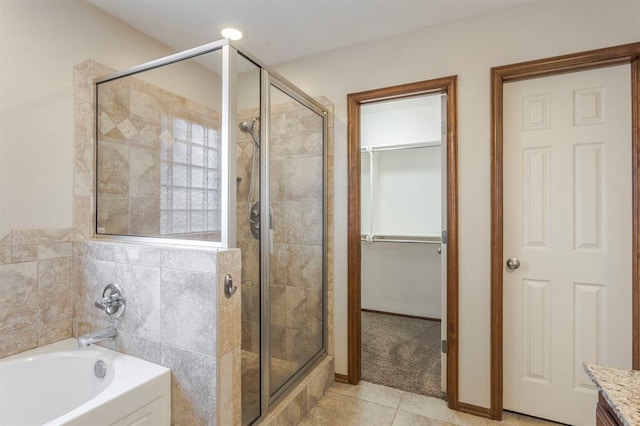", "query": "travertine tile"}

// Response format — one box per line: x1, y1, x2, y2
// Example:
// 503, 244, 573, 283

286, 244, 322, 289
392, 410, 453, 425
299, 390, 396, 426
307, 357, 335, 410
161, 247, 217, 274
271, 243, 288, 284
285, 200, 323, 245
270, 324, 286, 360
0, 231, 12, 246
271, 201, 288, 243
113, 243, 161, 266
0, 248, 11, 264
97, 141, 130, 197
73, 64, 93, 103
217, 249, 241, 355
161, 343, 216, 426
285, 329, 322, 364
97, 76, 130, 112
115, 263, 161, 342
242, 318, 260, 353
270, 158, 286, 202
270, 283, 286, 326
73, 196, 92, 237
0, 327, 38, 359
161, 268, 216, 355
275, 387, 307, 426
130, 88, 161, 122
238, 239, 259, 282
37, 242, 73, 260
130, 120, 160, 151
129, 146, 160, 198
242, 280, 260, 322
75, 97, 94, 150
96, 196, 129, 234
37, 258, 73, 323
38, 319, 72, 347
73, 257, 116, 327
497, 412, 561, 425
73, 240, 116, 262
115, 330, 162, 364
12, 229, 83, 245
74, 99, 95, 197
0, 262, 38, 333
11, 245, 37, 263
285, 286, 322, 334
330, 381, 403, 409
217, 349, 235, 425
327, 290, 335, 356
231, 345, 242, 425
236, 205, 254, 242
129, 198, 160, 235
285, 155, 323, 201
399, 392, 487, 426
